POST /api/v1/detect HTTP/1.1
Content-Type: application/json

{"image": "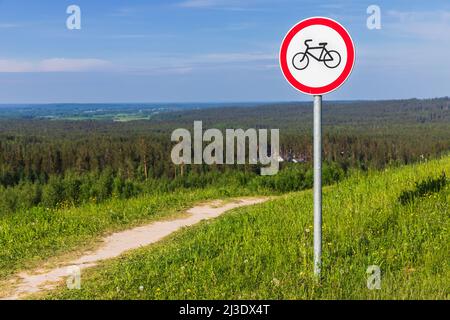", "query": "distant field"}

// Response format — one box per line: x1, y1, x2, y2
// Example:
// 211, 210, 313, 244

0, 102, 261, 121
46, 155, 450, 300
1, 99, 449, 129
61, 113, 152, 122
